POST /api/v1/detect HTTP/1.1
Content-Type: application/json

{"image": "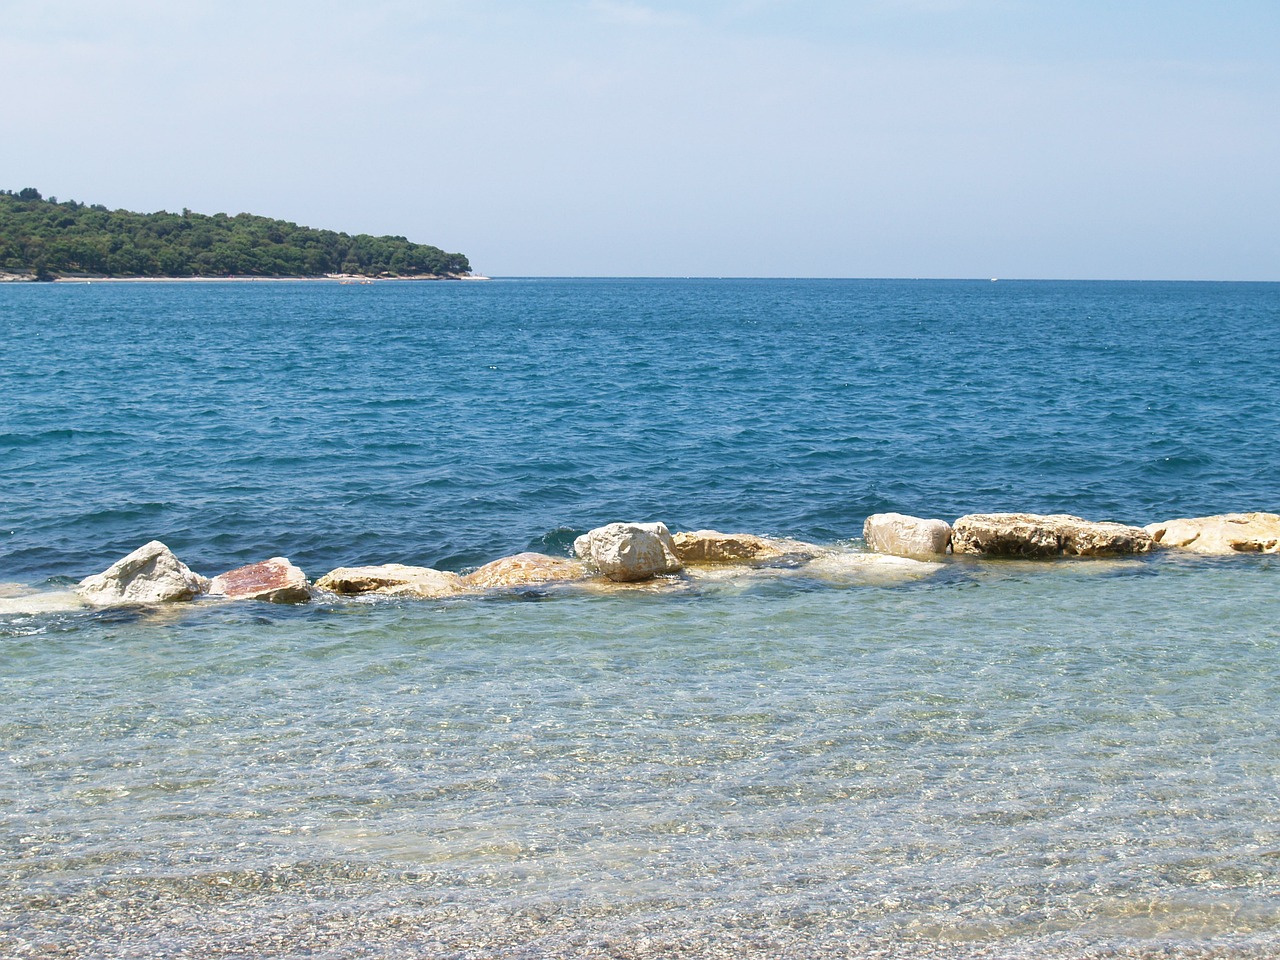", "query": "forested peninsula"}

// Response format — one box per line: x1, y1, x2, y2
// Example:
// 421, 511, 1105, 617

0, 188, 472, 280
